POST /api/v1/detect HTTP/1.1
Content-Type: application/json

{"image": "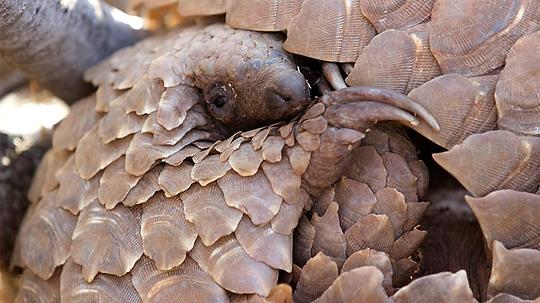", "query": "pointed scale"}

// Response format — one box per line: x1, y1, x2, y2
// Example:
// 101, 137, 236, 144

334, 177, 377, 230
408, 74, 498, 149
310, 203, 347, 265
75, 126, 133, 180
141, 192, 197, 270
391, 271, 477, 303
433, 130, 540, 197
217, 170, 283, 225
60, 259, 141, 303
488, 241, 540, 300
342, 249, 394, 295
293, 252, 338, 303
55, 156, 100, 214
20, 191, 77, 280
52, 95, 103, 151
466, 190, 540, 251
156, 84, 199, 131
71, 201, 143, 282
15, 269, 60, 303
235, 215, 293, 272
189, 236, 279, 296
181, 182, 243, 246
98, 96, 147, 144
98, 156, 144, 209
314, 266, 388, 303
